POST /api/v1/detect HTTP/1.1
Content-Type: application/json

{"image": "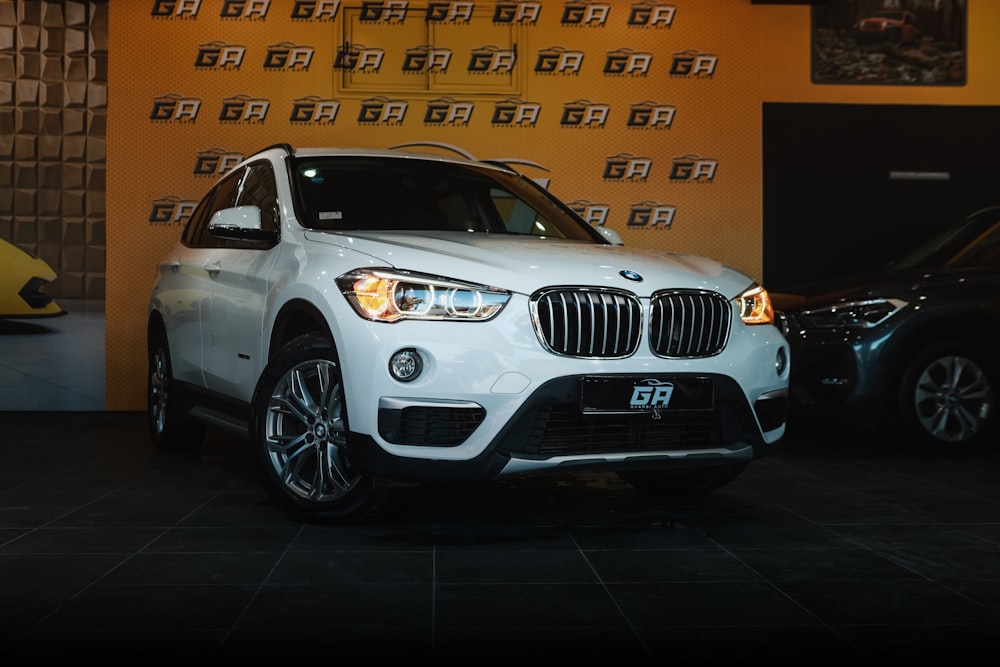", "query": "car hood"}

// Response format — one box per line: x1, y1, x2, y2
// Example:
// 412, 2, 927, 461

771, 265, 991, 311
304, 230, 754, 297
